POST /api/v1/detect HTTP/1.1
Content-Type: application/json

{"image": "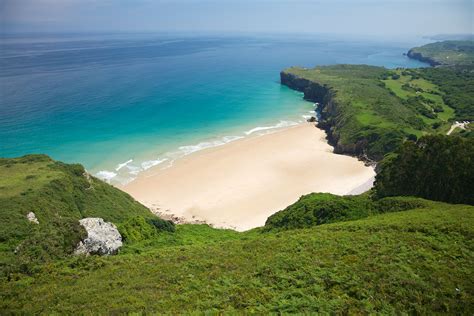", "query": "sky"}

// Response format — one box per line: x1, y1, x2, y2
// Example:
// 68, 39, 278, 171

0, 0, 473, 37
